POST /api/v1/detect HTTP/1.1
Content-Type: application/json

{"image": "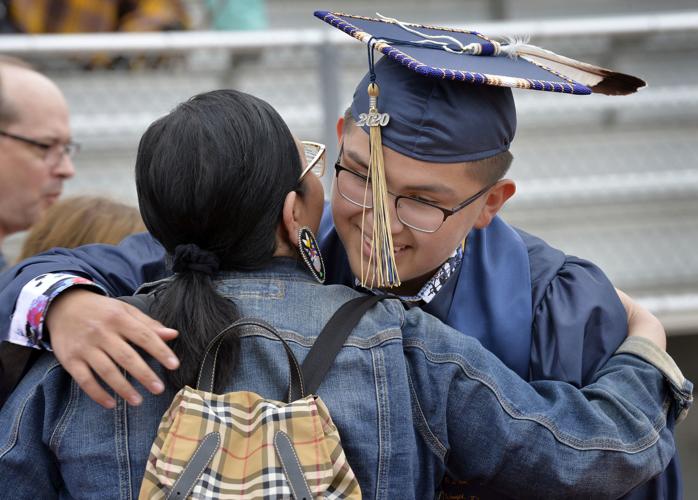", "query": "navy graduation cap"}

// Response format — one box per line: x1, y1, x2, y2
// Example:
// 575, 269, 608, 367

314, 11, 645, 288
